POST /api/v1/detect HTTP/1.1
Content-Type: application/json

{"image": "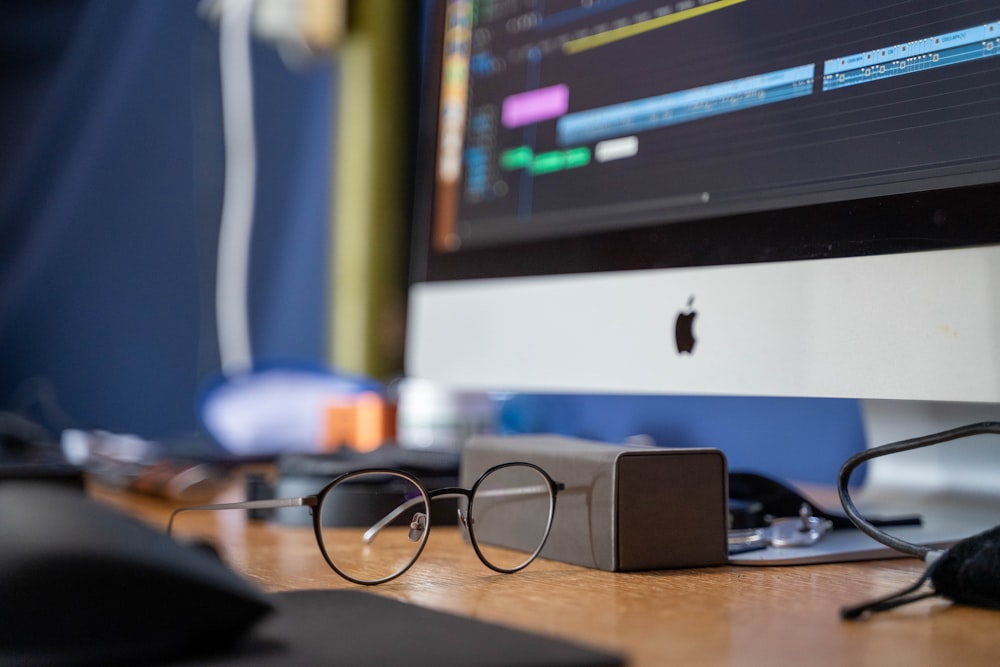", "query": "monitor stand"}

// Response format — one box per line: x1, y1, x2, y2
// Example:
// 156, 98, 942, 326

730, 399, 1000, 565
